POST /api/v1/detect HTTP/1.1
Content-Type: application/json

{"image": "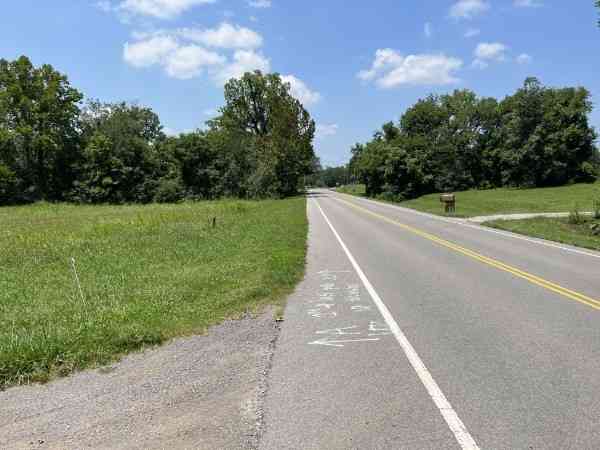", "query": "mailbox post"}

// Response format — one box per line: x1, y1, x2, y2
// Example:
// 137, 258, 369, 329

440, 193, 456, 215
